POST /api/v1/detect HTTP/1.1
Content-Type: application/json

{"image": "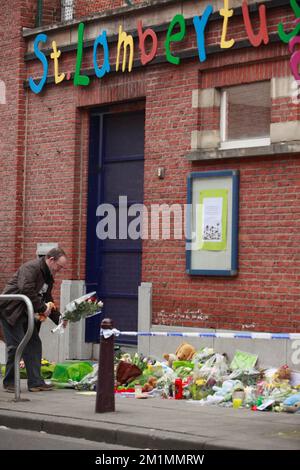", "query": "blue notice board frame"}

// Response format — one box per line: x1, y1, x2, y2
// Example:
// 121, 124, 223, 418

186, 170, 239, 276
